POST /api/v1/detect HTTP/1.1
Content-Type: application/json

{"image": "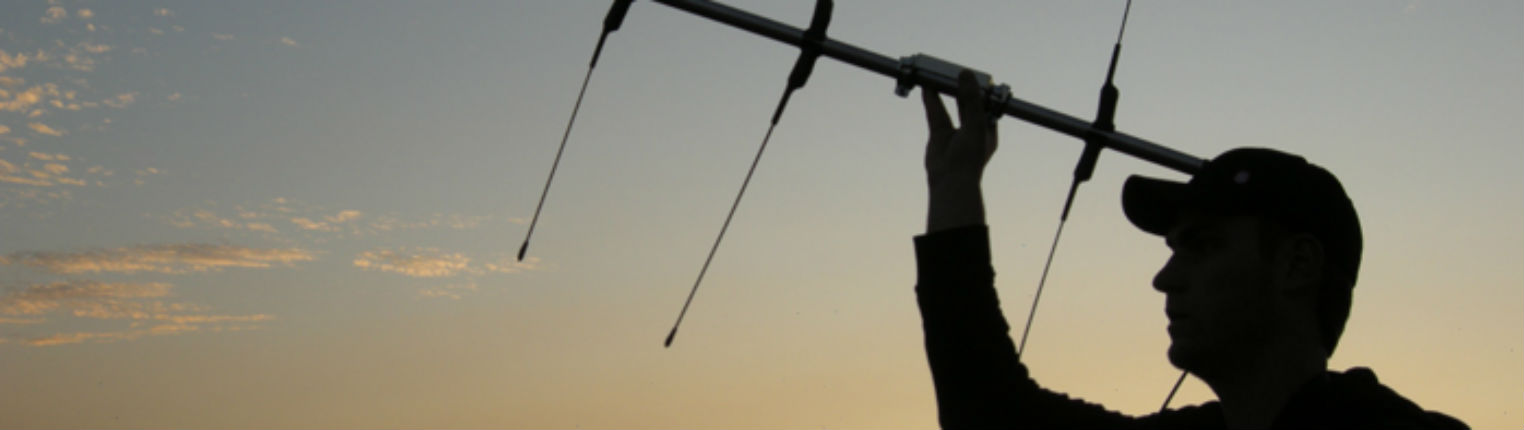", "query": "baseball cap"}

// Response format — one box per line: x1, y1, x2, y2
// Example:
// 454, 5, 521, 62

1122, 147, 1363, 286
